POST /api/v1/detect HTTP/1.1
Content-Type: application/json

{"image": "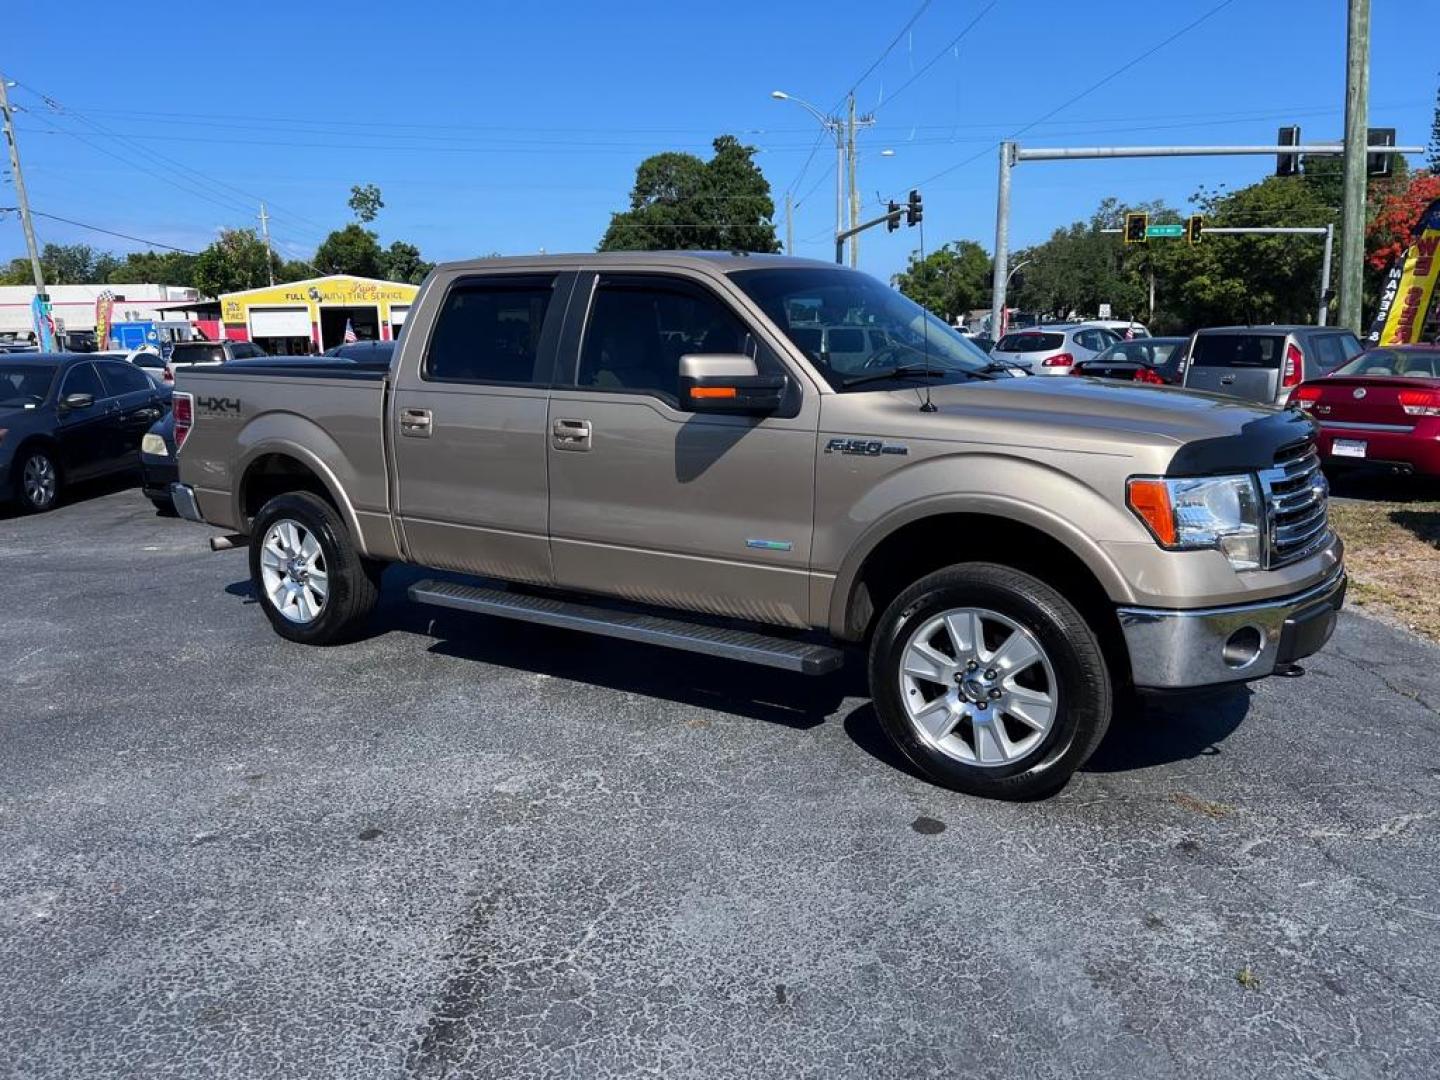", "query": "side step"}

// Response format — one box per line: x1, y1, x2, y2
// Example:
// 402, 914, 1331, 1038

408, 579, 844, 675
